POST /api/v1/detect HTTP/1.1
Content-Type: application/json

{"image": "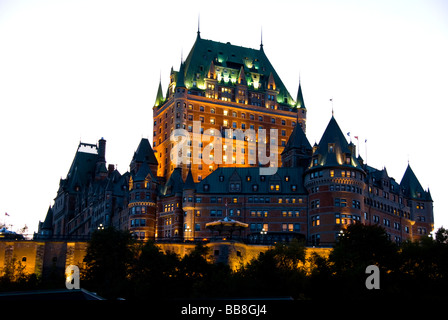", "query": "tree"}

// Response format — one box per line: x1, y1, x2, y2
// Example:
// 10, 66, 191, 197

435, 226, 448, 244
398, 227, 448, 298
0, 257, 39, 292
130, 240, 180, 300
328, 223, 398, 299
176, 243, 232, 299
82, 227, 136, 299
235, 239, 307, 299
